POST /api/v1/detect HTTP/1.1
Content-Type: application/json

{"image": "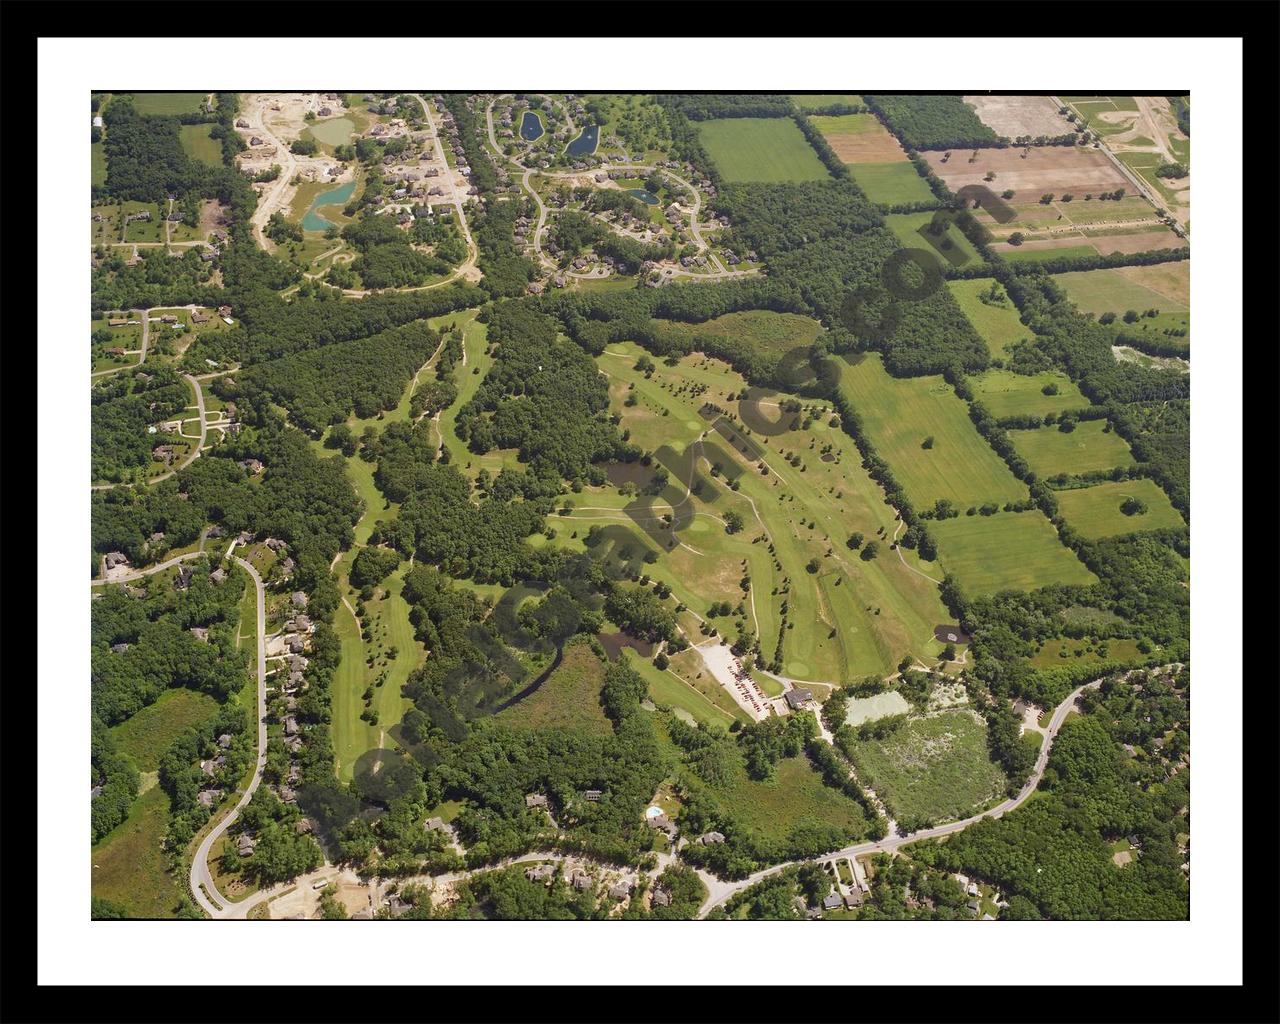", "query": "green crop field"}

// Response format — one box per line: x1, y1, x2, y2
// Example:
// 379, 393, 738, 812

110, 689, 221, 772
496, 642, 614, 736
179, 124, 222, 166
1011, 420, 1136, 478
850, 162, 935, 205
970, 369, 1089, 420
1053, 479, 1185, 539
1002, 244, 1101, 263
791, 95, 864, 110
1054, 267, 1188, 316
809, 113, 880, 136
841, 709, 1006, 827
697, 117, 831, 183
930, 510, 1098, 597
91, 787, 187, 919
839, 354, 1027, 509
886, 212, 982, 270
947, 279, 1033, 359
125, 92, 209, 116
